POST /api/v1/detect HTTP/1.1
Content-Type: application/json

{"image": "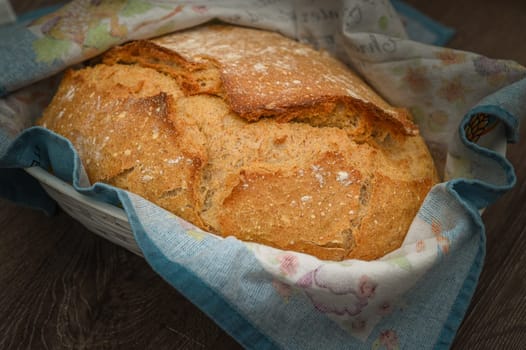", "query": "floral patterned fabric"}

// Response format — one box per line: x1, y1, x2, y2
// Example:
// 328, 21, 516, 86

1, 1, 525, 349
